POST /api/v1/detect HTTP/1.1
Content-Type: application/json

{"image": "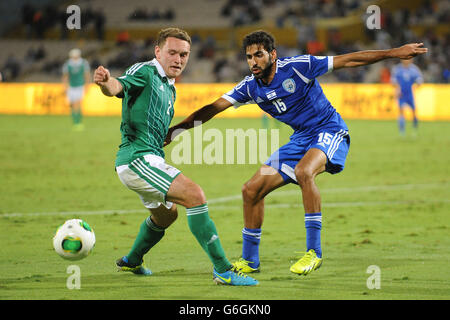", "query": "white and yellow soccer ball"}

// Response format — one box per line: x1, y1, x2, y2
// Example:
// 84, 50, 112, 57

53, 219, 96, 261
